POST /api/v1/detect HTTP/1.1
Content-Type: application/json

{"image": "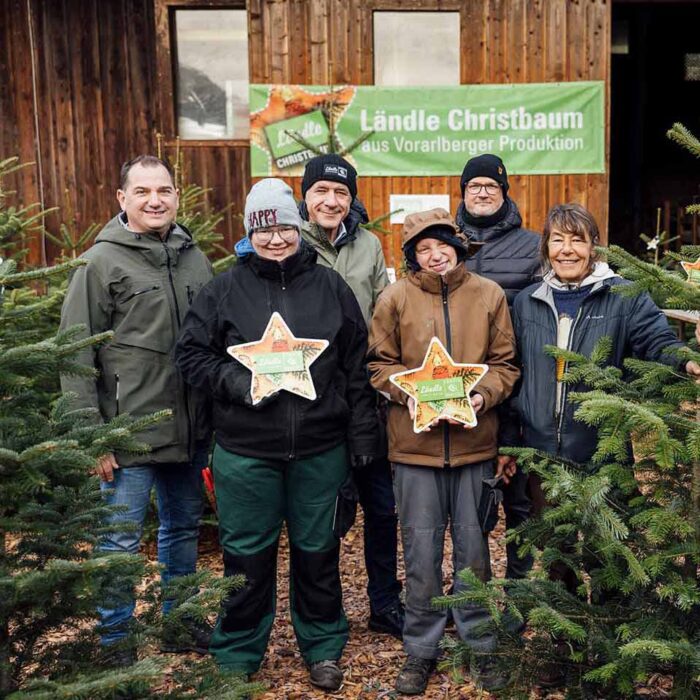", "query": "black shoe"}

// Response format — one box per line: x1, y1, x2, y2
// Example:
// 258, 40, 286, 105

102, 644, 137, 668
308, 659, 343, 691
395, 655, 436, 695
160, 617, 213, 655
471, 653, 509, 692
368, 600, 405, 640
